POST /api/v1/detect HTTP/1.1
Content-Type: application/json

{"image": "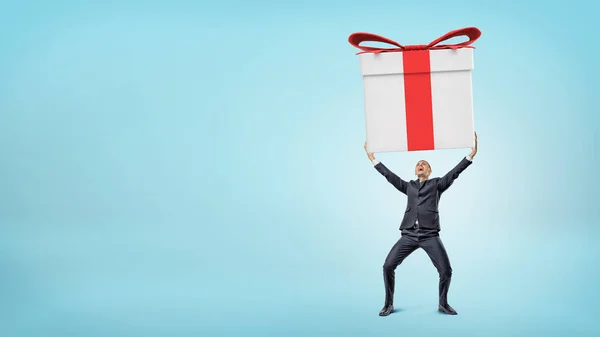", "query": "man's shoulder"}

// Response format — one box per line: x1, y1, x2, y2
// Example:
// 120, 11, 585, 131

427, 177, 442, 186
